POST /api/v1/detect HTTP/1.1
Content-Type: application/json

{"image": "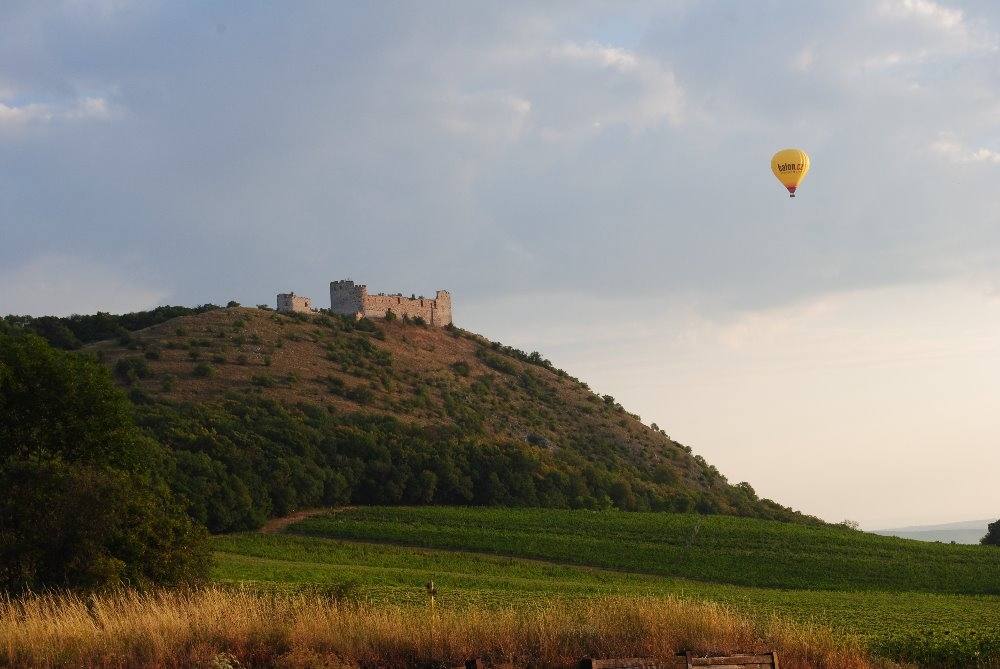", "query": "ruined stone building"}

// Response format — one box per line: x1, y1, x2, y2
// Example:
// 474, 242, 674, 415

329, 280, 452, 326
276, 292, 313, 313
